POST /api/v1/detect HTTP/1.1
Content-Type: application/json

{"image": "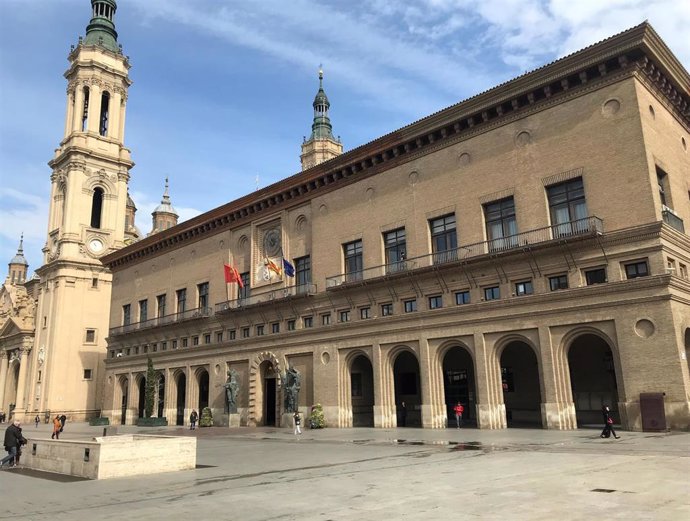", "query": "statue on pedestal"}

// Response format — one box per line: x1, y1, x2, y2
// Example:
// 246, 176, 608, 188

224, 369, 240, 414
282, 366, 301, 413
